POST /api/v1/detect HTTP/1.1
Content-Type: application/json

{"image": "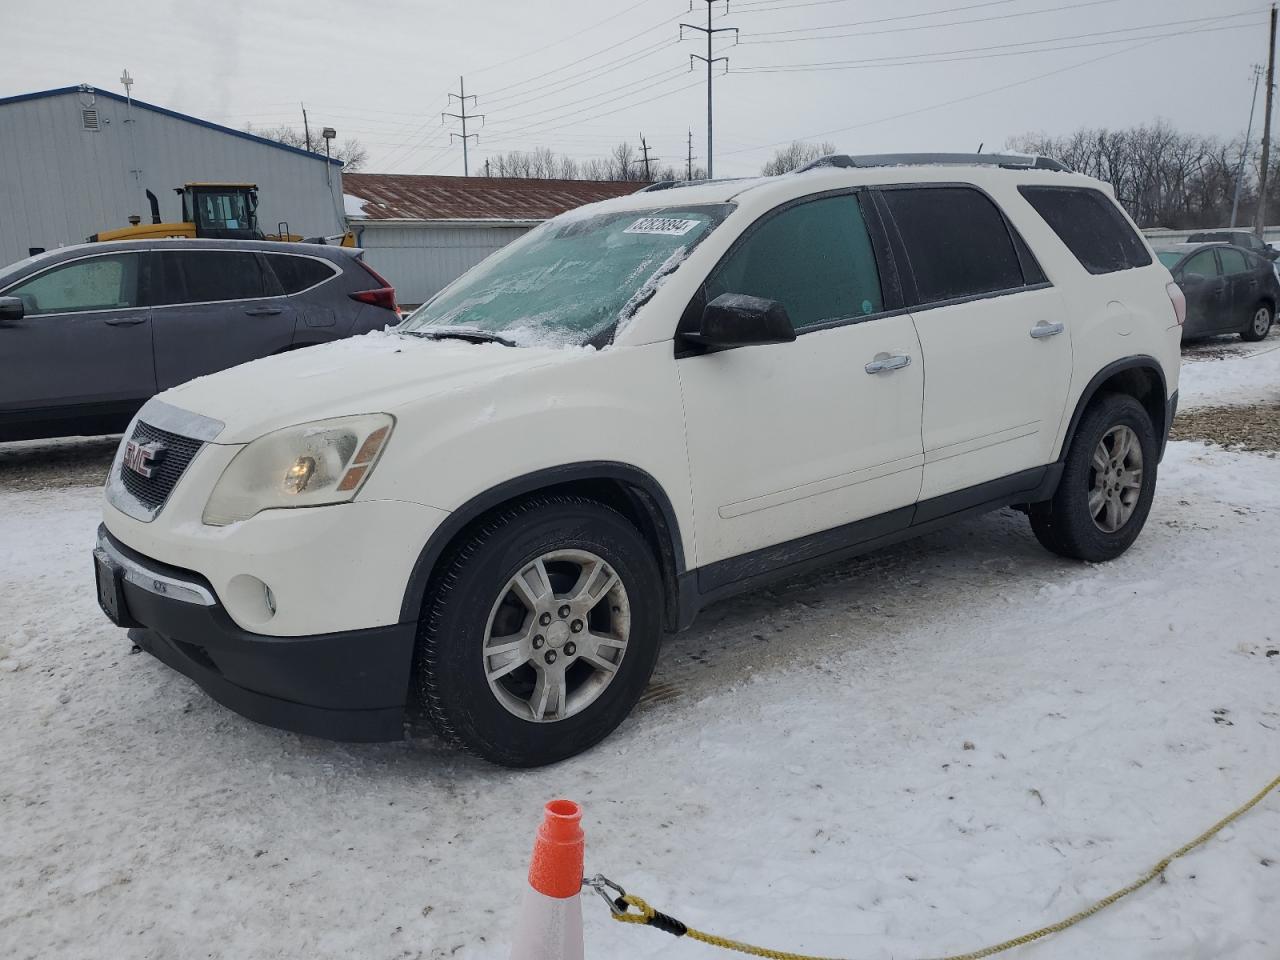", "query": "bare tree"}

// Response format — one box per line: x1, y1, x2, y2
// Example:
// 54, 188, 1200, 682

760, 140, 839, 176
246, 124, 368, 171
